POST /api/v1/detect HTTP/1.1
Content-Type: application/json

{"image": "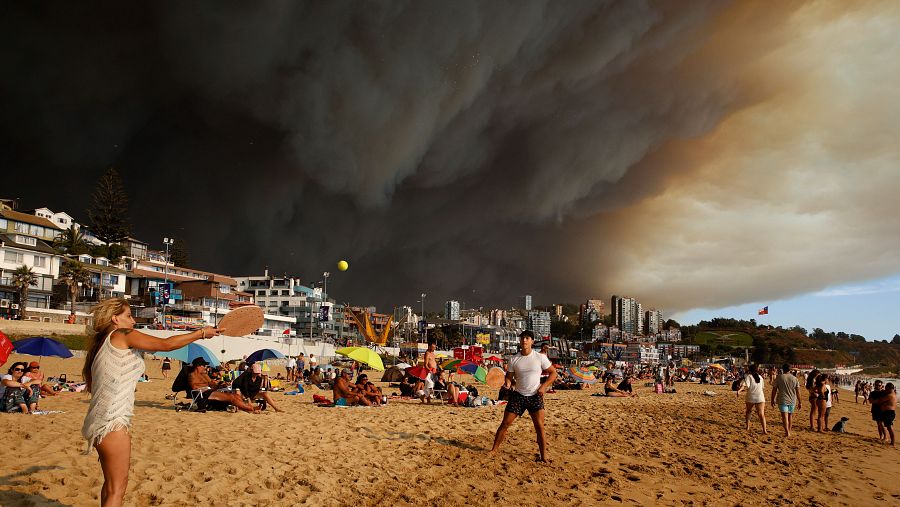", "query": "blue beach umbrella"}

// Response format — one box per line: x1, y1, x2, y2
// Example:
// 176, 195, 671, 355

245, 348, 285, 363
154, 343, 220, 367
13, 337, 74, 359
